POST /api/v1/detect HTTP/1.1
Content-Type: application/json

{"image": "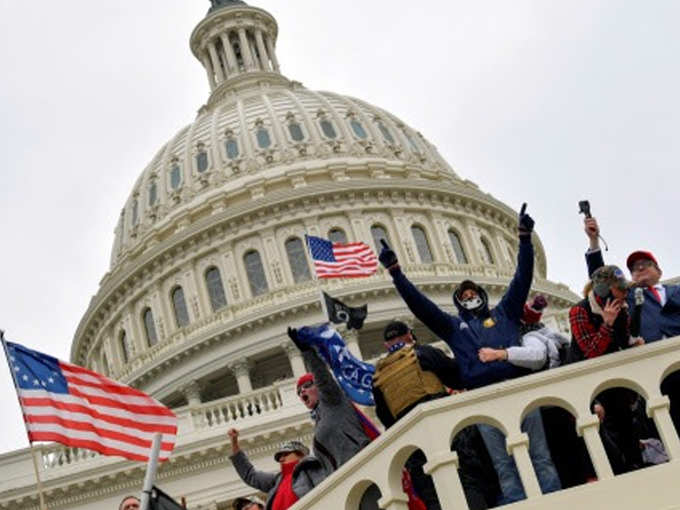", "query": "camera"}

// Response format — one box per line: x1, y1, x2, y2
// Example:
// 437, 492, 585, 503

578, 200, 591, 218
